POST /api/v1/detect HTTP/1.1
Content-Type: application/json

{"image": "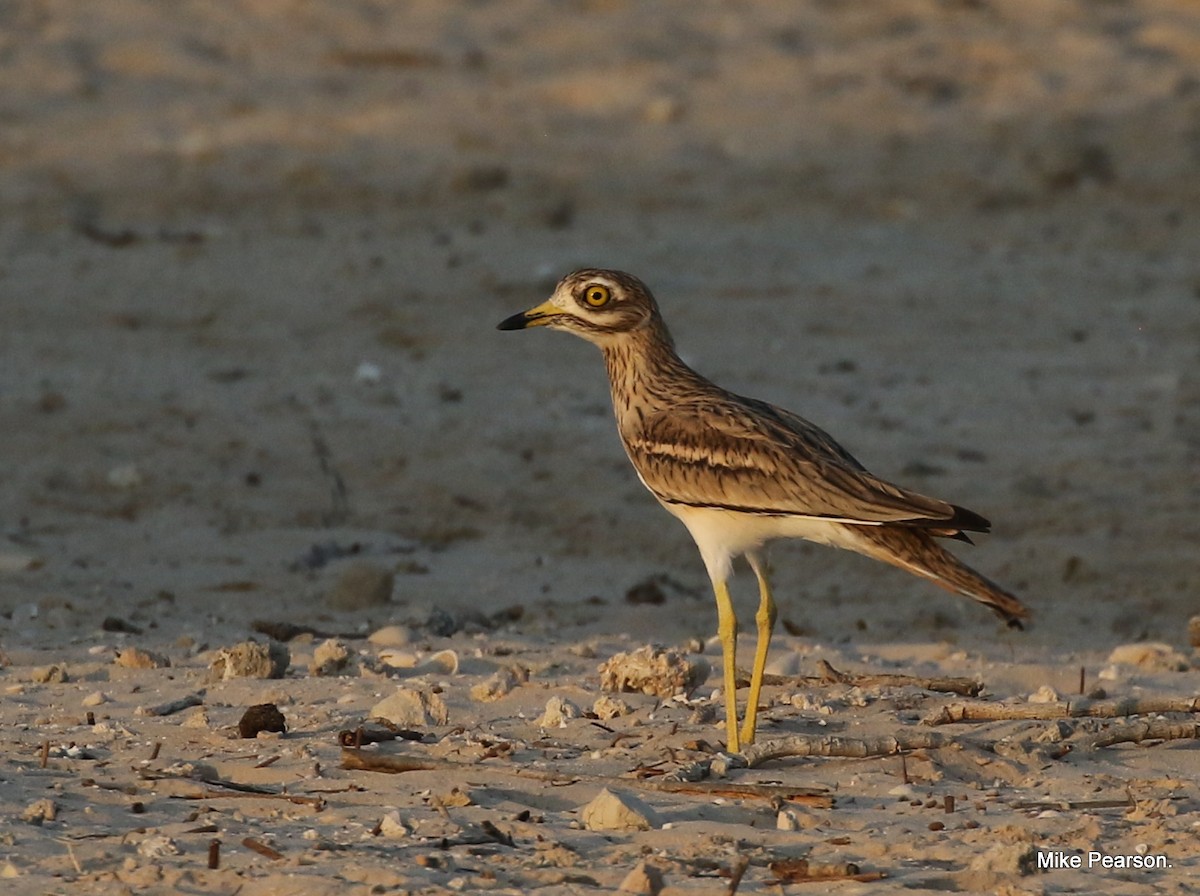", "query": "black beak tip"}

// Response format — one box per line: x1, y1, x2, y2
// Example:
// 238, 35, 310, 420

496, 312, 529, 331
